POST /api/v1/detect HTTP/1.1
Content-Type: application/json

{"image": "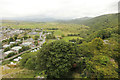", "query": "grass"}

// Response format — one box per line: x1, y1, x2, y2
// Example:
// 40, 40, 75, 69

2, 67, 35, 78
2, 22, 89, 36
0, 66, 2, 79
53, 30, 63, 37
47, 39, 57, 43
62, 36, 83, 42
